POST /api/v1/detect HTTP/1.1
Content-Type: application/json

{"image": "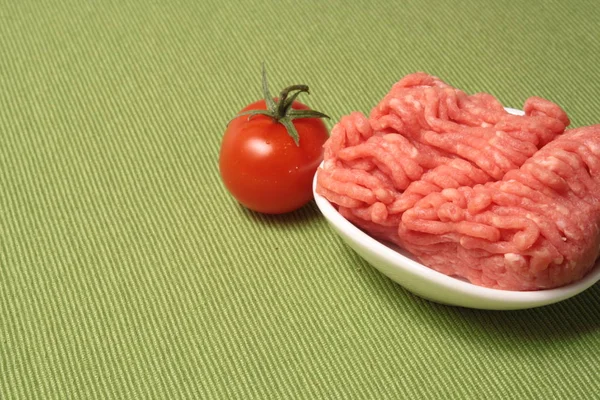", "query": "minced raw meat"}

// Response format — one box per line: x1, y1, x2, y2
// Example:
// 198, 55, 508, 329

400, 125, 600, 290
315, 72, 589, 290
